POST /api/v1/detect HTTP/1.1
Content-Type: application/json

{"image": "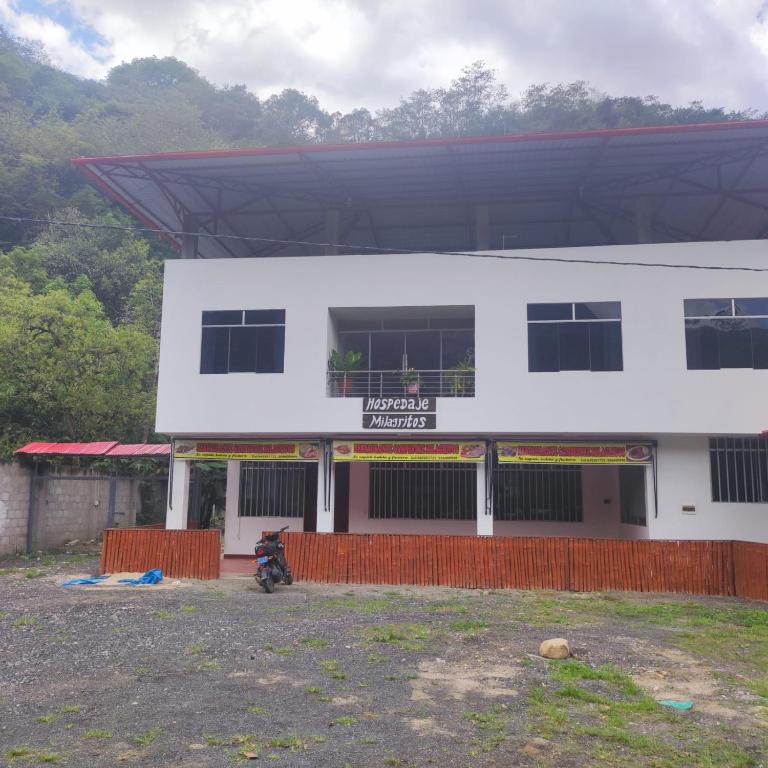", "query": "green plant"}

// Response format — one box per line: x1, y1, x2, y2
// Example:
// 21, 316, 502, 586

134, 727, 162, 746
84, 729, 112, 739
5, 746, 32, 759
332, 716, 357, 726
319, 659, 347, 679
37, 752, 63, 764
399, 367, 418, 386
445, 351, 475, 396
36, 714, 59, 724
301, 638, 329, 649
24, 569, 45, 579
328, 349, 363, 372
